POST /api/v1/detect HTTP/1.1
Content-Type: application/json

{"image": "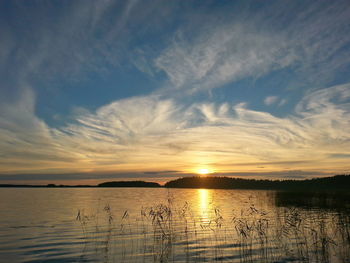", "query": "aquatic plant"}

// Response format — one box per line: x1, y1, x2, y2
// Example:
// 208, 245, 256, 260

76, 198, 350, 263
